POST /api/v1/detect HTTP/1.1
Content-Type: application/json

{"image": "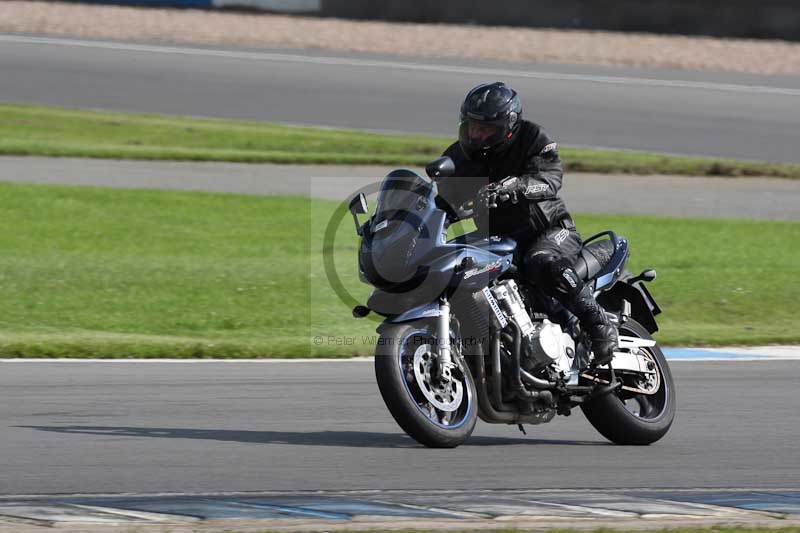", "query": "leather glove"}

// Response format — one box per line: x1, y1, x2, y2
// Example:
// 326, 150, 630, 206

476, 176, 521, 212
